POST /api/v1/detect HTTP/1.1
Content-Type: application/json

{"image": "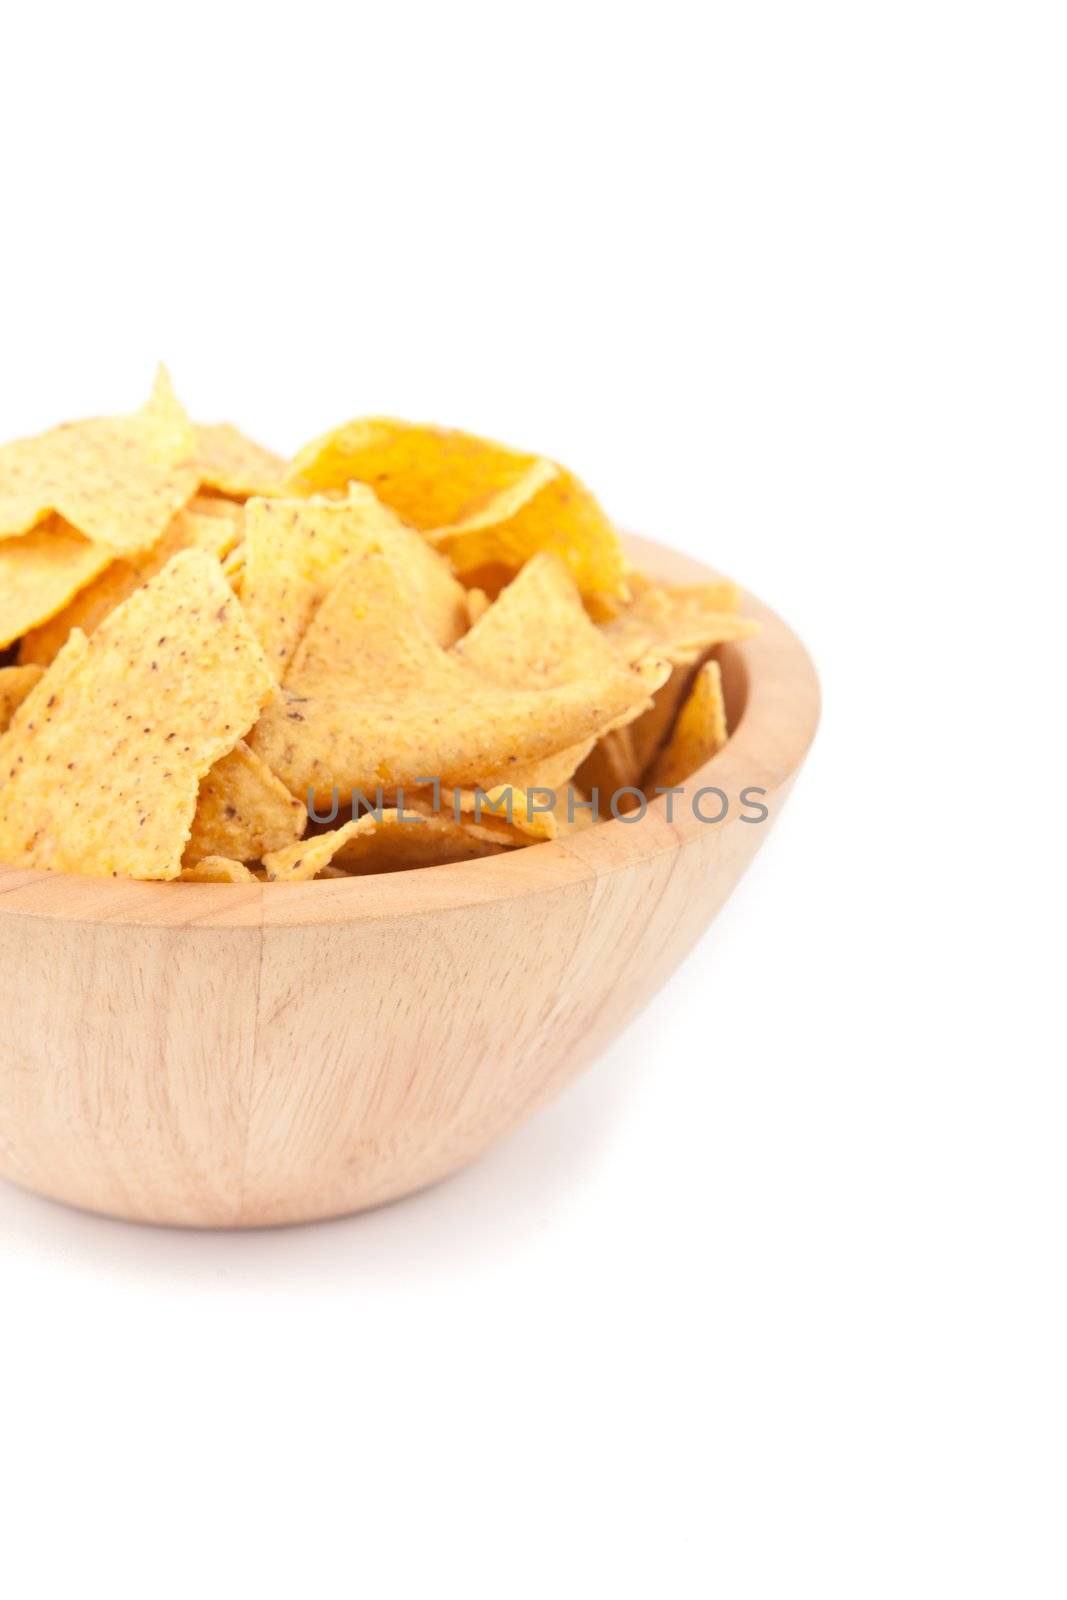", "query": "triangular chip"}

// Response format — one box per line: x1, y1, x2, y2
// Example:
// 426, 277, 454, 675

184, 741, 307, 865
0, 520, 113, 649
604, 580, 757, 666
286, 417, 627, 601
0, 550, 274, 879
648, 660, 728, 789
0, 665, 44, 732
240, 488, 468, 678
249, 550, 663, 803
194, 422, 287, 499
457, 552, 623, 684
18, 505, 244, 667
0, 367, 198, 553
